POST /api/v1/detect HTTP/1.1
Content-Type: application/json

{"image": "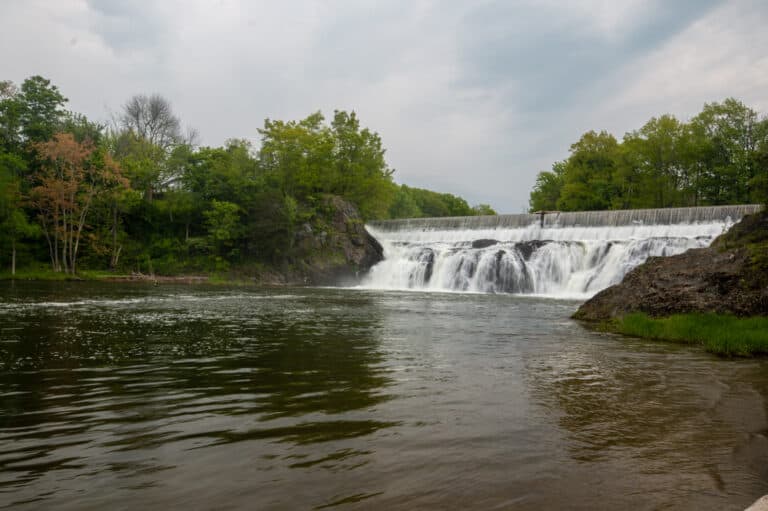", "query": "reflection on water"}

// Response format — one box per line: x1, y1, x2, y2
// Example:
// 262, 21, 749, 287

0, 282, 767, 510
